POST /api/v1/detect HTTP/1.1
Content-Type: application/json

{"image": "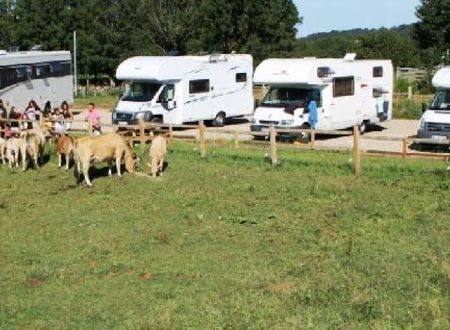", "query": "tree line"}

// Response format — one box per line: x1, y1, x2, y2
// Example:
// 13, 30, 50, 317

0, 0, 448, 80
